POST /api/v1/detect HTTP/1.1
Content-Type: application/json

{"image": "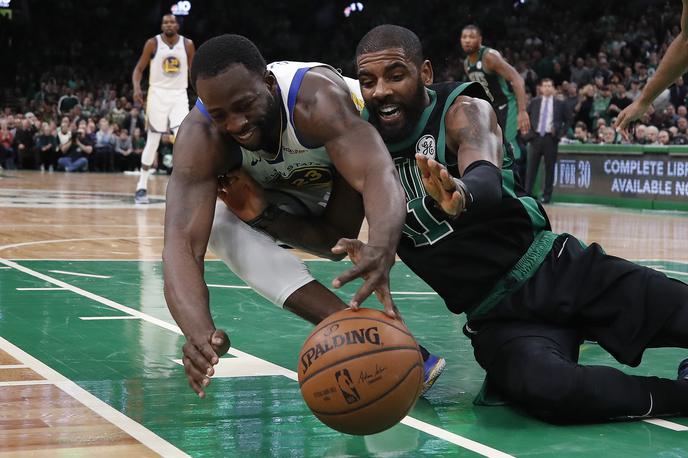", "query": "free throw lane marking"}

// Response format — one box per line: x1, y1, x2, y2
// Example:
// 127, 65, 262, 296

1, 257, 515, 457
79, 316, 142, 321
